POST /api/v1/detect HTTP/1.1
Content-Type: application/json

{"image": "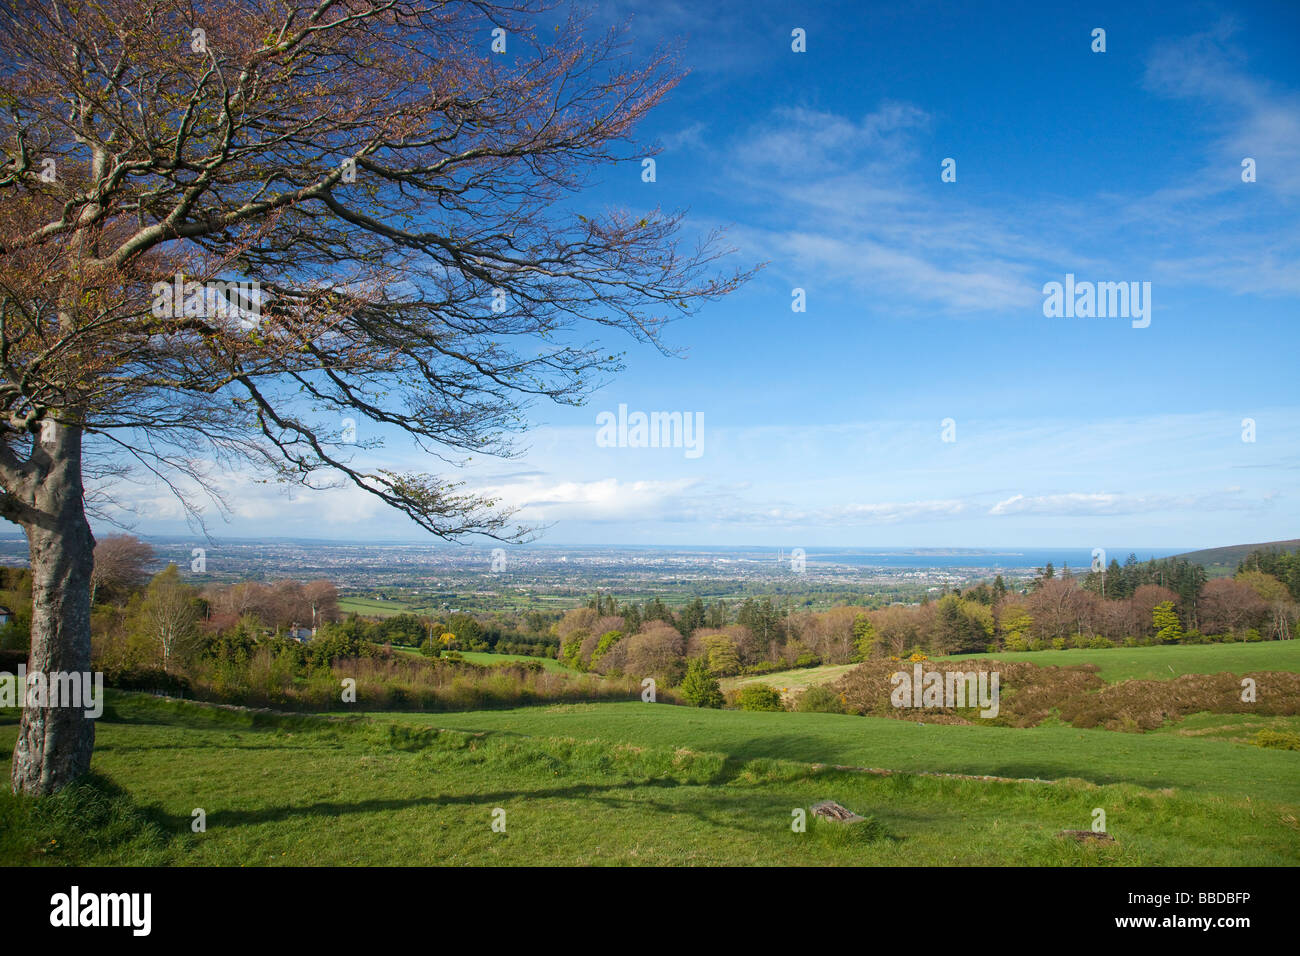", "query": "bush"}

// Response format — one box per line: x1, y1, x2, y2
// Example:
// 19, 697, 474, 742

678, 659, 723, 708
1252, 729, 1300, 751
733, 684, 784, 712
1051, 637, 1068, 650
100, 665, 192, 697
794, 685, 844, 714
1003, 633, 1030, 652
